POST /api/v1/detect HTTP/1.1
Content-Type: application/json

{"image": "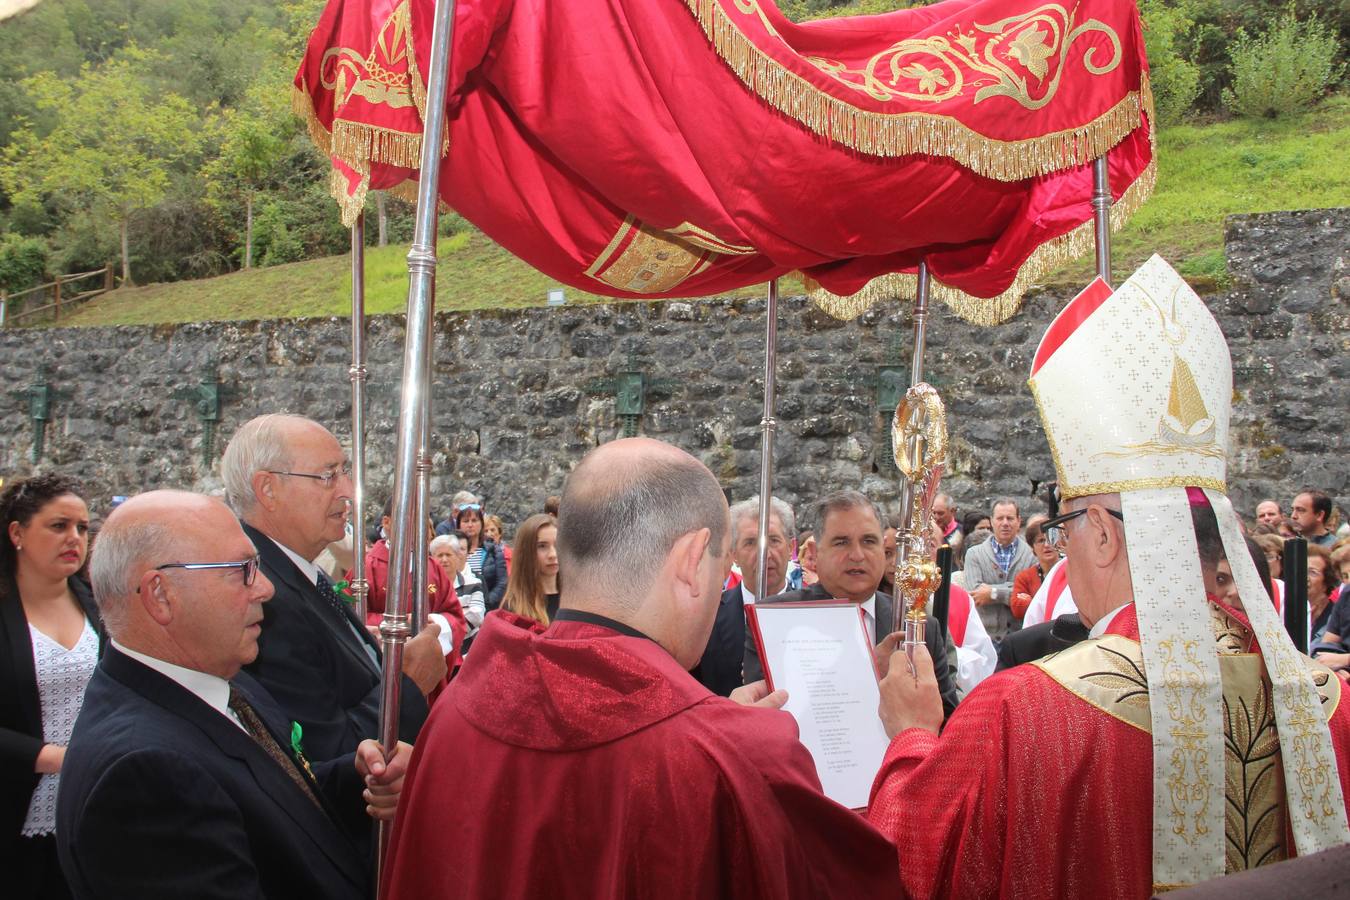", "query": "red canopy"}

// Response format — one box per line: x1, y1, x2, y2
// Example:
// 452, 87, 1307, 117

295, 0, 1154, 323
